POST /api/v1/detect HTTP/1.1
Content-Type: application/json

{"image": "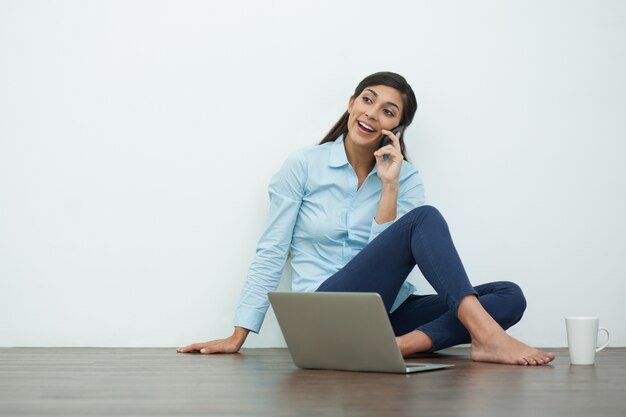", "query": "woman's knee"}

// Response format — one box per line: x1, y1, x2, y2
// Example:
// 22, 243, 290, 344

478, 281, 527, 329
500, 281, 527, 320
406, 205, 443, 223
